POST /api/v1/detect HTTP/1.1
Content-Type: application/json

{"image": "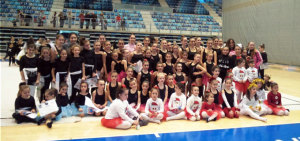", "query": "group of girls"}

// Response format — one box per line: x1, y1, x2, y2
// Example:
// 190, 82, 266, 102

14, 33, 288, 130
